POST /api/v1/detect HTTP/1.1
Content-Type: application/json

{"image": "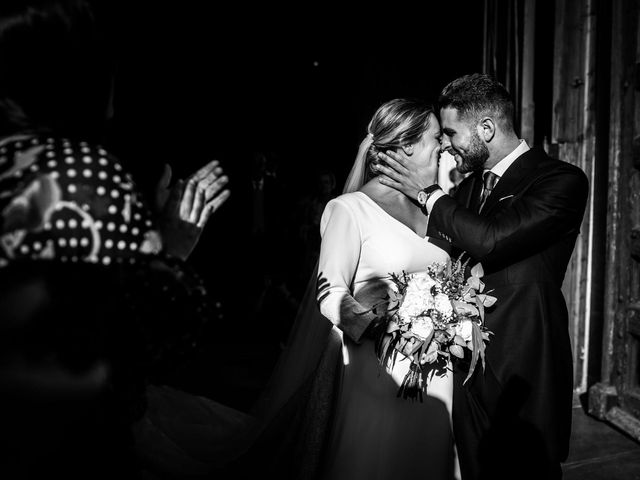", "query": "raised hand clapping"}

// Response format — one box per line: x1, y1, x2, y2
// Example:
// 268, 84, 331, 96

155, 159, 230, 260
